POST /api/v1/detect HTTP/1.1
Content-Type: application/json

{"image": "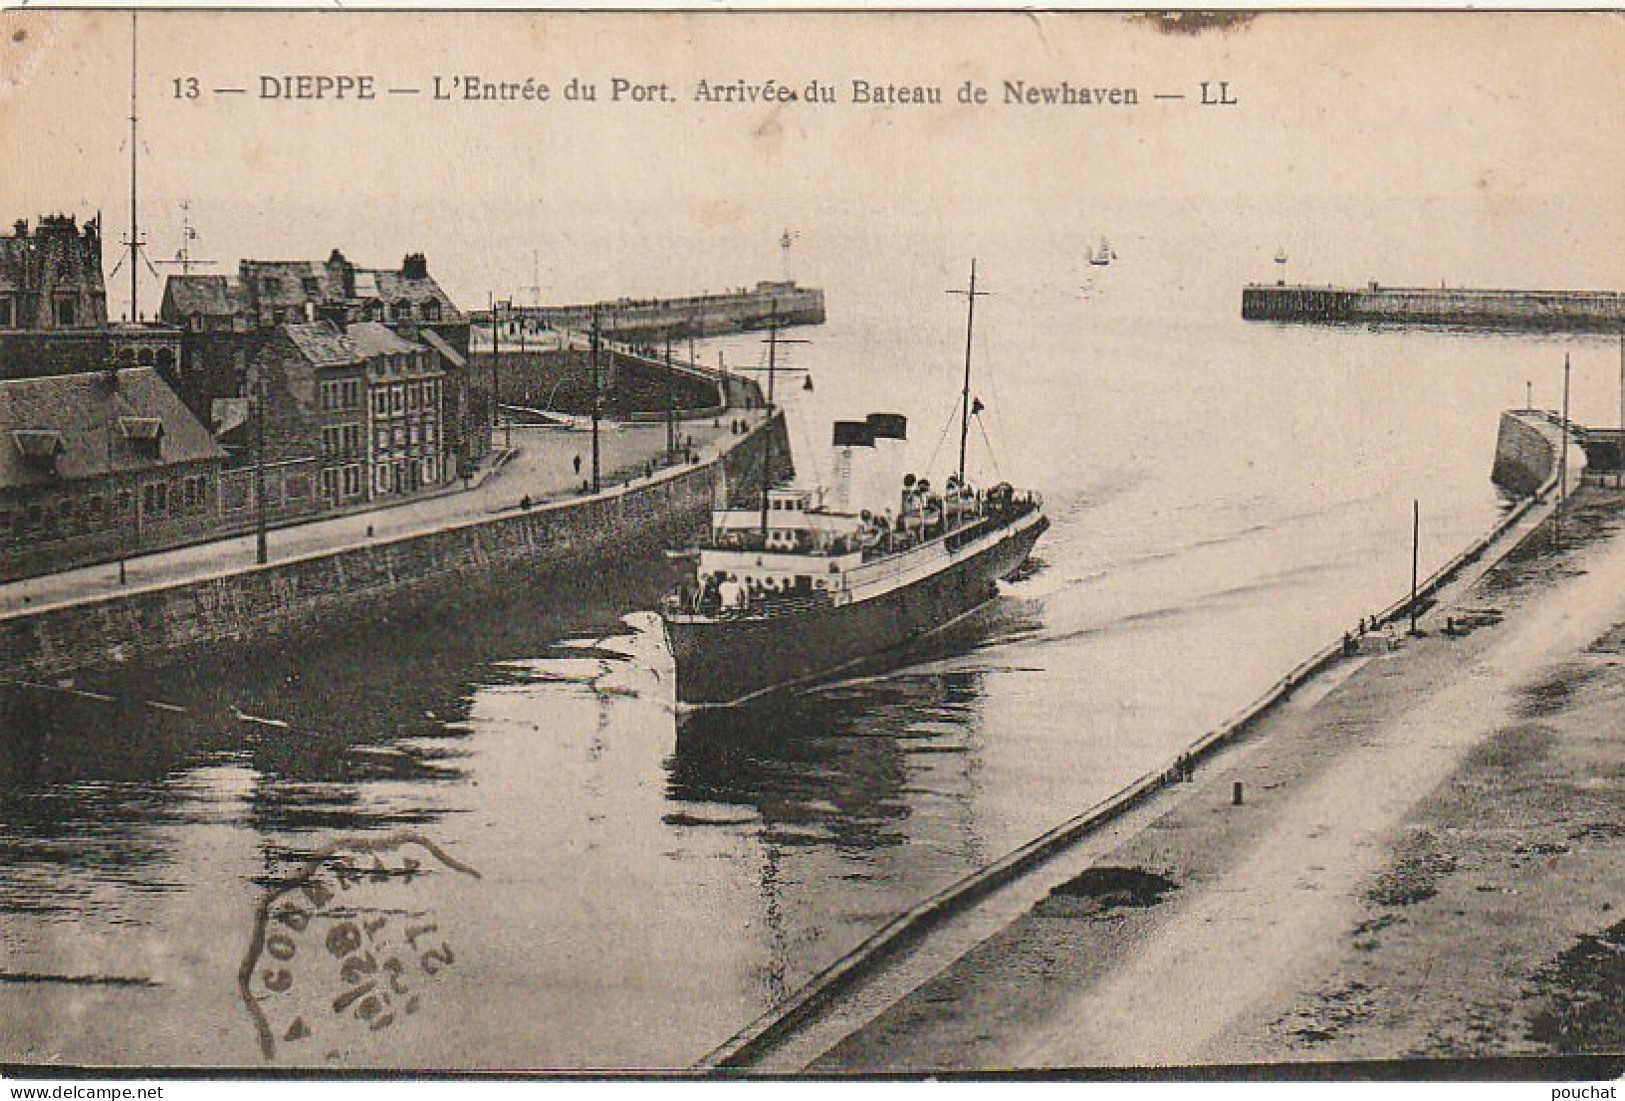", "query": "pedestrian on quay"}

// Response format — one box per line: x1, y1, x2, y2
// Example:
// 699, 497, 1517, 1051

573, 454, 583, 476
521, 494, 532, 511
